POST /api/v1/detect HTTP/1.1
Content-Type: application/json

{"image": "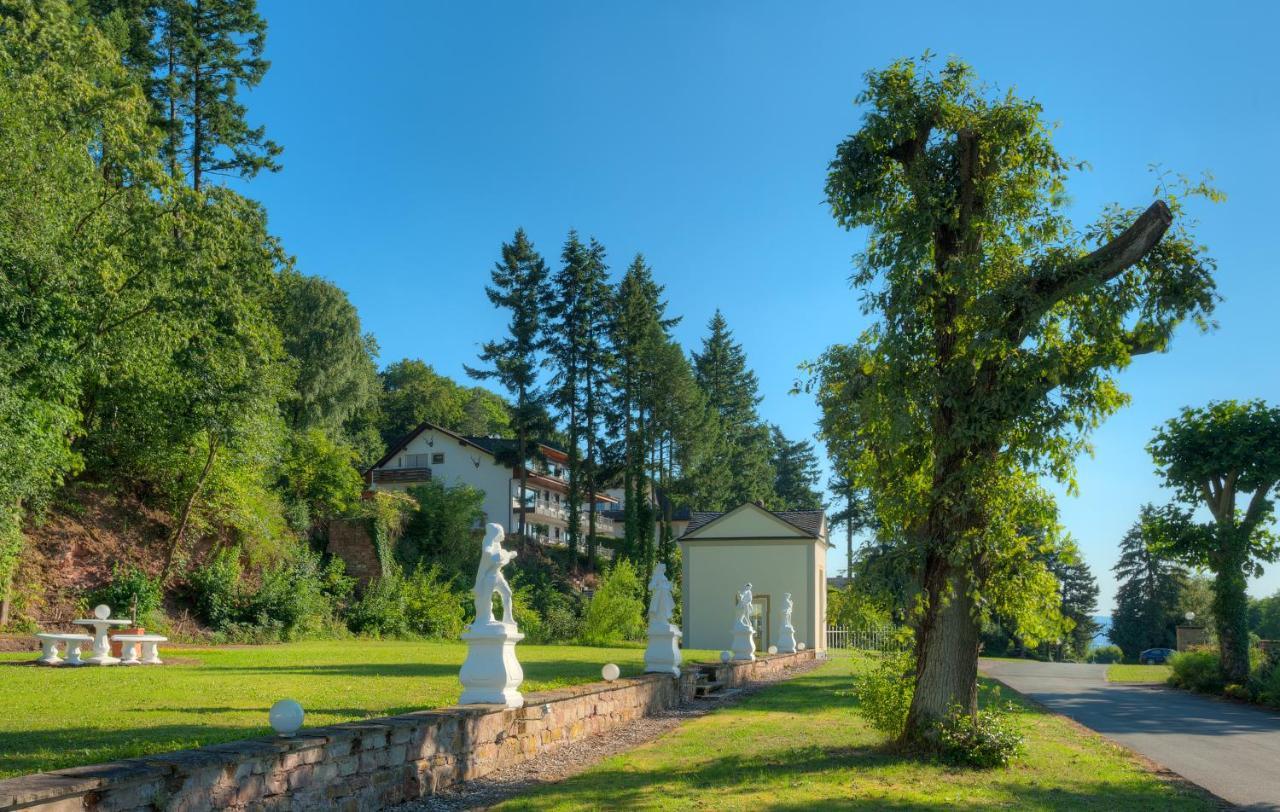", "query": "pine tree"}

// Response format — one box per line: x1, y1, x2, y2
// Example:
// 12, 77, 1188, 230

1110, 506, 1190, 657
691, 311, 773, 507
608, 255, 677, 562
769, 426, 823, 510
1045, 542, 1100, 660
546, 233, 614, 564
466, 229, 551, 539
